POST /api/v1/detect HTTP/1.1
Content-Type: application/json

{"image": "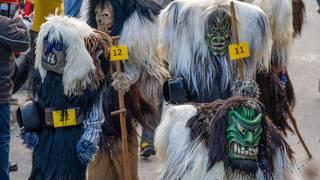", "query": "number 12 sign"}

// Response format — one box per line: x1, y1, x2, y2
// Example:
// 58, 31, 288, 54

228, 42, 250, 60
110, 45, 129, 61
